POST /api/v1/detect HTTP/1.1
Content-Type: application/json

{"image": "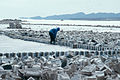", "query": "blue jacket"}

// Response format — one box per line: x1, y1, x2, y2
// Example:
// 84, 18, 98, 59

49, 28, 60, 38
